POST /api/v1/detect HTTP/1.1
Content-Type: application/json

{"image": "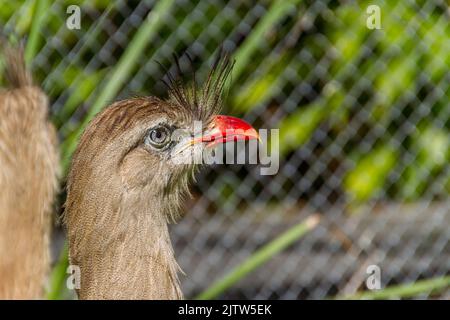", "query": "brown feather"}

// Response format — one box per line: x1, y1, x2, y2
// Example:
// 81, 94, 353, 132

0, 44, 59, 299
64, 53, 233, 299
